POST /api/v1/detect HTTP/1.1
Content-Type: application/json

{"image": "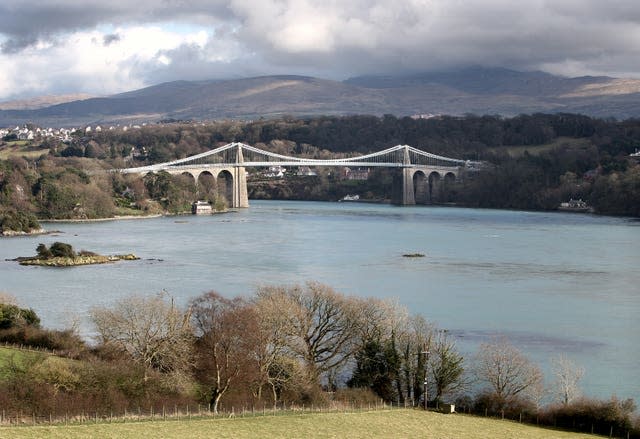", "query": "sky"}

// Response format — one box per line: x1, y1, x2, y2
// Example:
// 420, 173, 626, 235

0, 0, 639, 100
